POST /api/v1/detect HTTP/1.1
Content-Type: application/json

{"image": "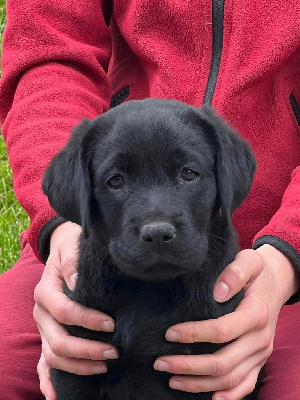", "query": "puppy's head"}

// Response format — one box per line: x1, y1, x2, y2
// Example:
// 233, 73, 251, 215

43, 99, 256, 281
